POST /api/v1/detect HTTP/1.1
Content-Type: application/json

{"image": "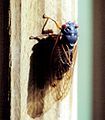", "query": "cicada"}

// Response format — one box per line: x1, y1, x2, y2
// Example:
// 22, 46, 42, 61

27, 14, 78, 118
